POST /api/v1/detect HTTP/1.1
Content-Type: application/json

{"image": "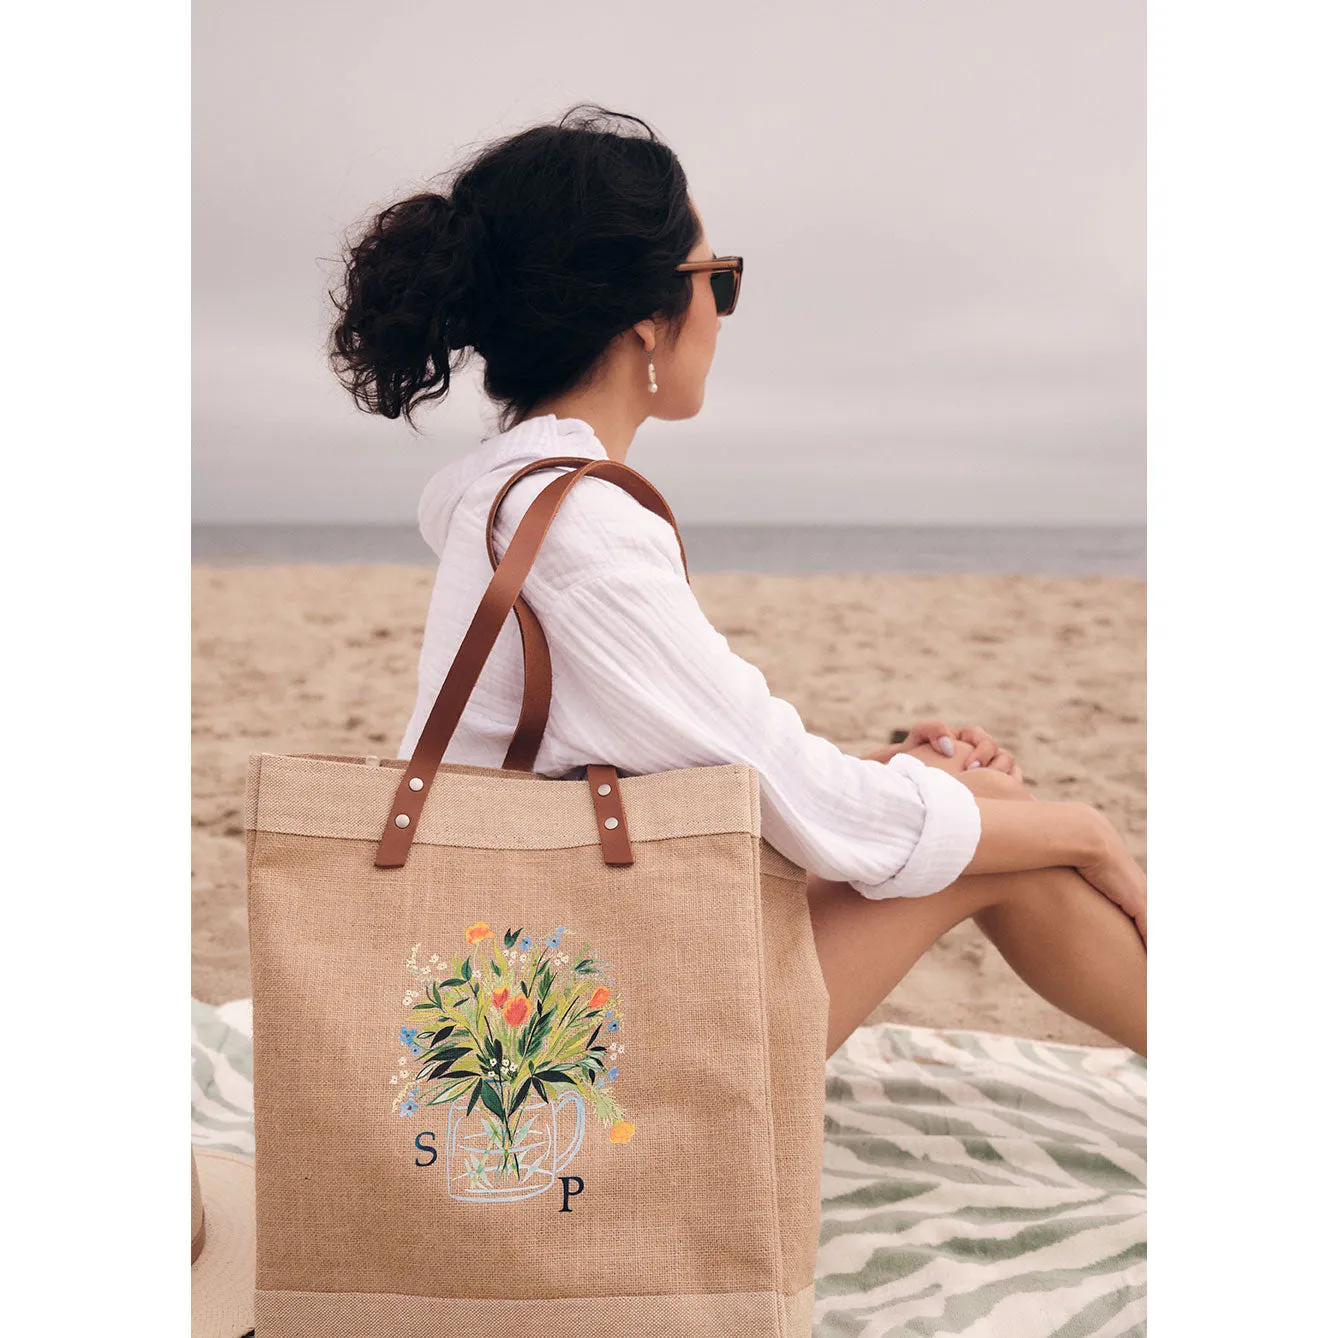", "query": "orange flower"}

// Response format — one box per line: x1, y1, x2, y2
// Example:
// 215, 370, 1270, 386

502, 994, 531, 1027
588, 986, 611, 1009
610, 1121, 635, 1143
491, 987, 509, 1009
465, 922, 493, 945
